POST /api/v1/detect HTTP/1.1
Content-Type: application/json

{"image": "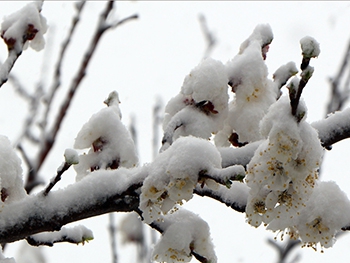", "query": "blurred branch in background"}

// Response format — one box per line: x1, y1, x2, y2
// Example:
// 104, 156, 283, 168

198, 13, 217, 59
326, 37, 350, 115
